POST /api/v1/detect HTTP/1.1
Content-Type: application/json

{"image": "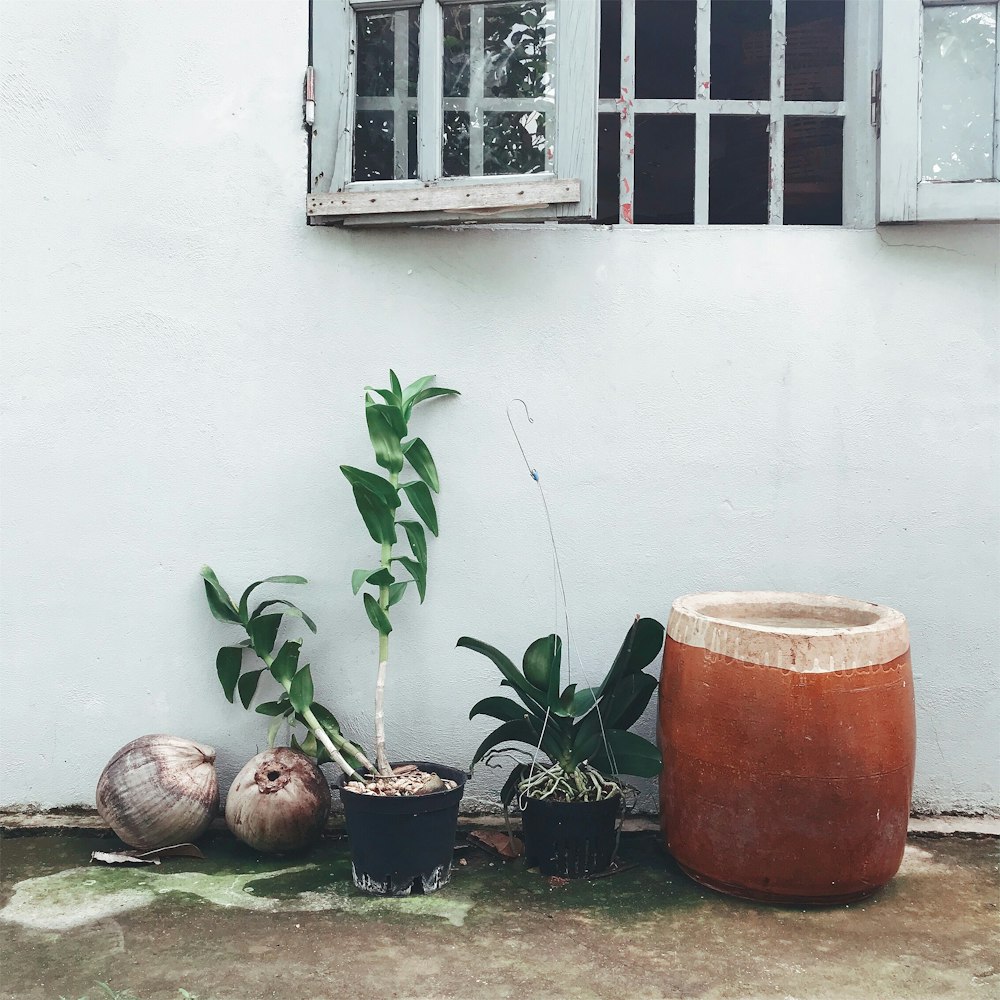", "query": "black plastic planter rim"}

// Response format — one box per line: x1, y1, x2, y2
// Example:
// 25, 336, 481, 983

337, 760, 467, 811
